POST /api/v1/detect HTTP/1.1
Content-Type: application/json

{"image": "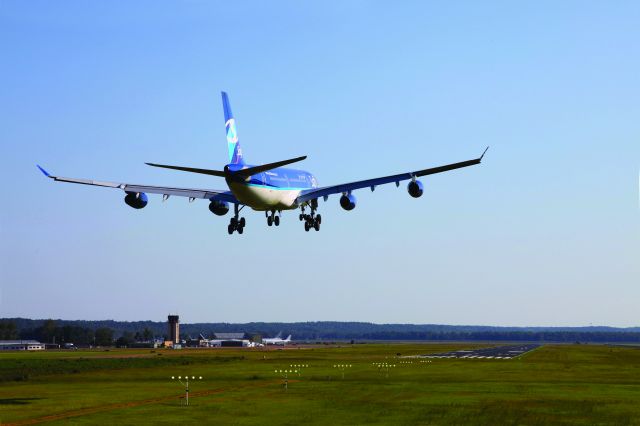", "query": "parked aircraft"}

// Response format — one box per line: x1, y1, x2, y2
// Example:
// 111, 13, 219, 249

263, 334, 292, 346
38, 92, 487, 234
